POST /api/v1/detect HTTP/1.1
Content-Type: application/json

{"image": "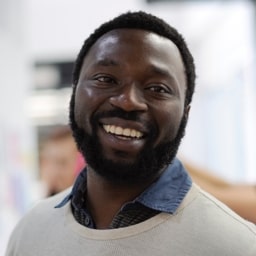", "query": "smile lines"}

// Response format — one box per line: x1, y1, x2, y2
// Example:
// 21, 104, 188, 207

103, 124, 143, 139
